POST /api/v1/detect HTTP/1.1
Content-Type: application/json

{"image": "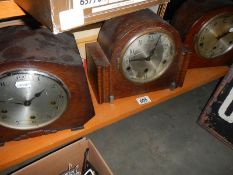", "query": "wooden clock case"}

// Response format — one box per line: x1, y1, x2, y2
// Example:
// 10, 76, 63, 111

86, 10, 188, 104
172, 0, 233, 68
0, 25, 95, 145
